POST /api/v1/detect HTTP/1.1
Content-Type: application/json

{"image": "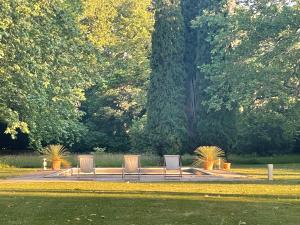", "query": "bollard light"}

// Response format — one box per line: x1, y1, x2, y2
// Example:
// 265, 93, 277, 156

43, 158, 47, 170
267, 164, 273, 181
